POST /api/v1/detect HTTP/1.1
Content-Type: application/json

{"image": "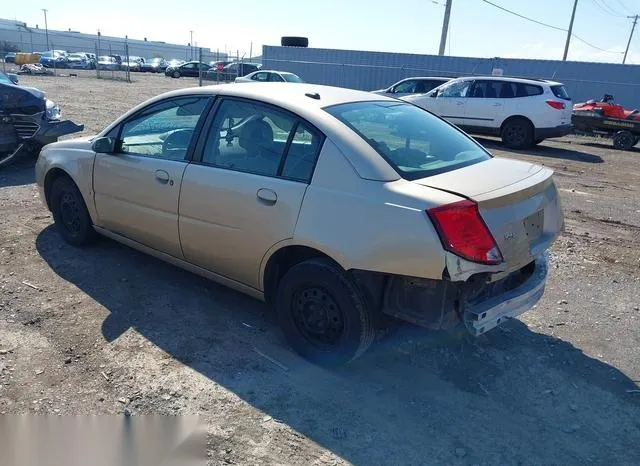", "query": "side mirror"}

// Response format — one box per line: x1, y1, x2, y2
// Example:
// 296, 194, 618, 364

92, 136, 116, 154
